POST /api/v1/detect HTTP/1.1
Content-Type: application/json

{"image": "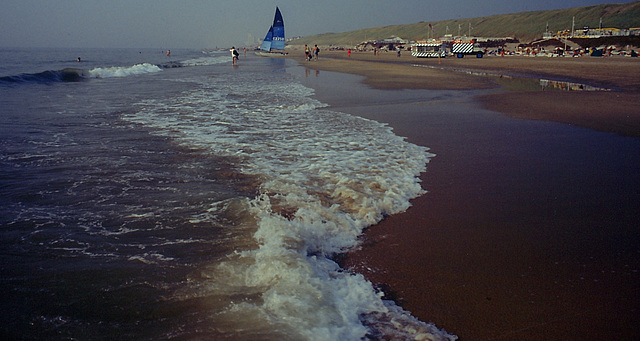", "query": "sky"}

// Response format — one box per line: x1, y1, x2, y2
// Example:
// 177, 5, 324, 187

0, 0, 635, 49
